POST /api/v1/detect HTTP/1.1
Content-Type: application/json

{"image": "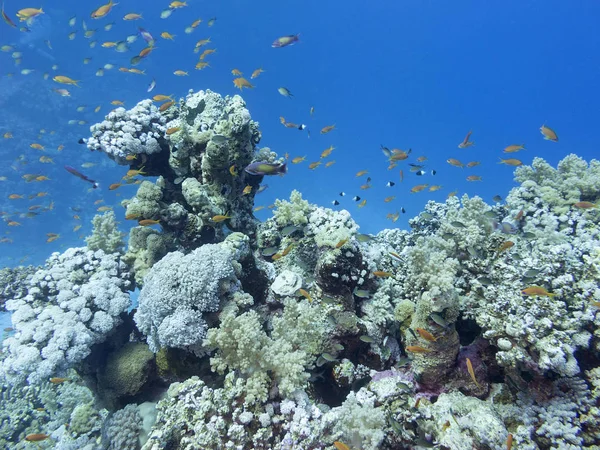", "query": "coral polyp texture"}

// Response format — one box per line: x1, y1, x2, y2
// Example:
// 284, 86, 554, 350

2, 85, 600, 450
